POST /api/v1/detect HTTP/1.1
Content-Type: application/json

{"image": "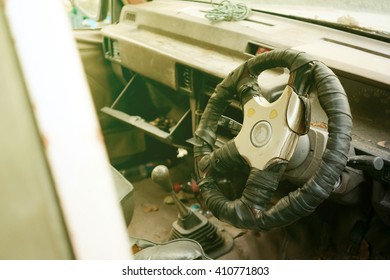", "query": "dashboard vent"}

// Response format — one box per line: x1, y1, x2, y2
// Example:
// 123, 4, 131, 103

245, 41, 273, 56
177, 65, 193, 94
124, 12, 136, 22
103, 37, 121, 63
